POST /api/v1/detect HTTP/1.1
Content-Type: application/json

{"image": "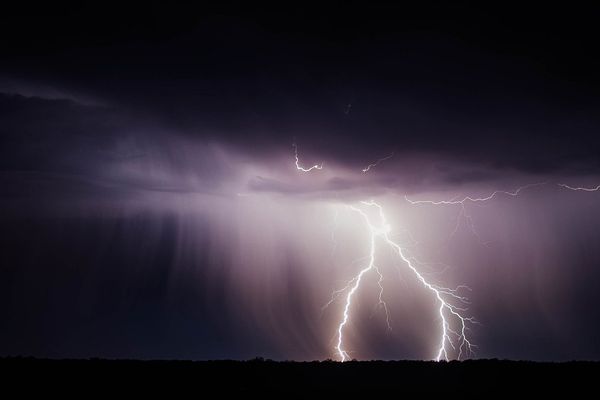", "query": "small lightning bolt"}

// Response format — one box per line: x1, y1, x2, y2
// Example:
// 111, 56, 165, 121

362, 152, 395, 173
558, 183, 600, 192
293, 142, 323, 172
404, 182, 547, 206
405, 182, 547, 244
333, 201, 475, 361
